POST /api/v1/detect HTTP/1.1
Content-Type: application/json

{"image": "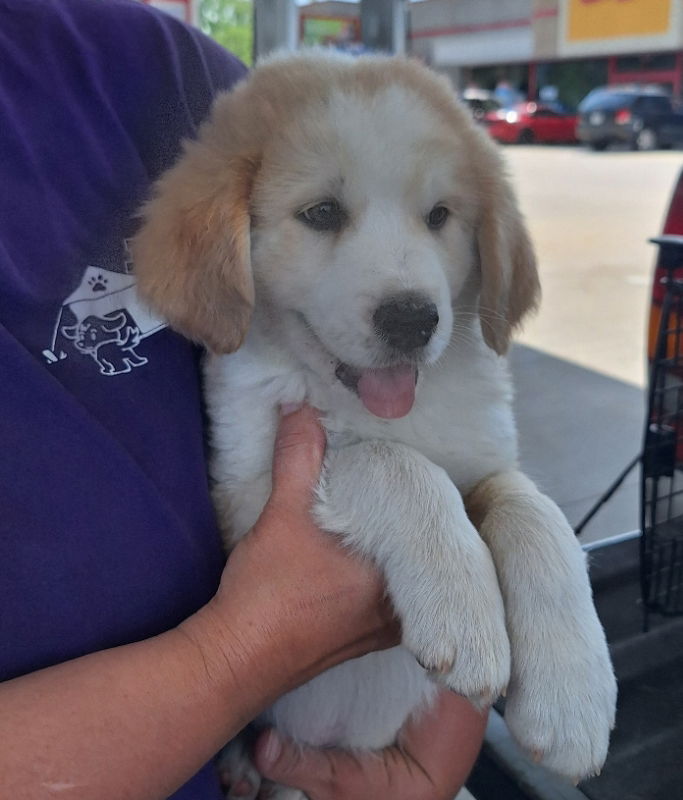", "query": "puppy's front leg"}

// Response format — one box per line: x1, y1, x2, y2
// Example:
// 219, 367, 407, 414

466, 470, 617, 781
316, 440, 510, 705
